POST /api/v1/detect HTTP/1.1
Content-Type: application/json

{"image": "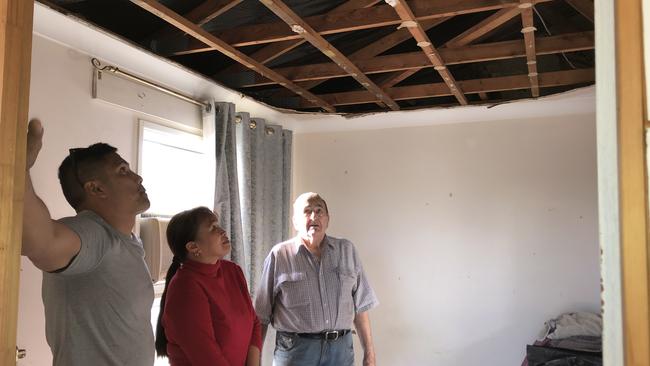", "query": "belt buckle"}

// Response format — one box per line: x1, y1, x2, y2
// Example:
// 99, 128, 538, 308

325, 330, 339, 341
